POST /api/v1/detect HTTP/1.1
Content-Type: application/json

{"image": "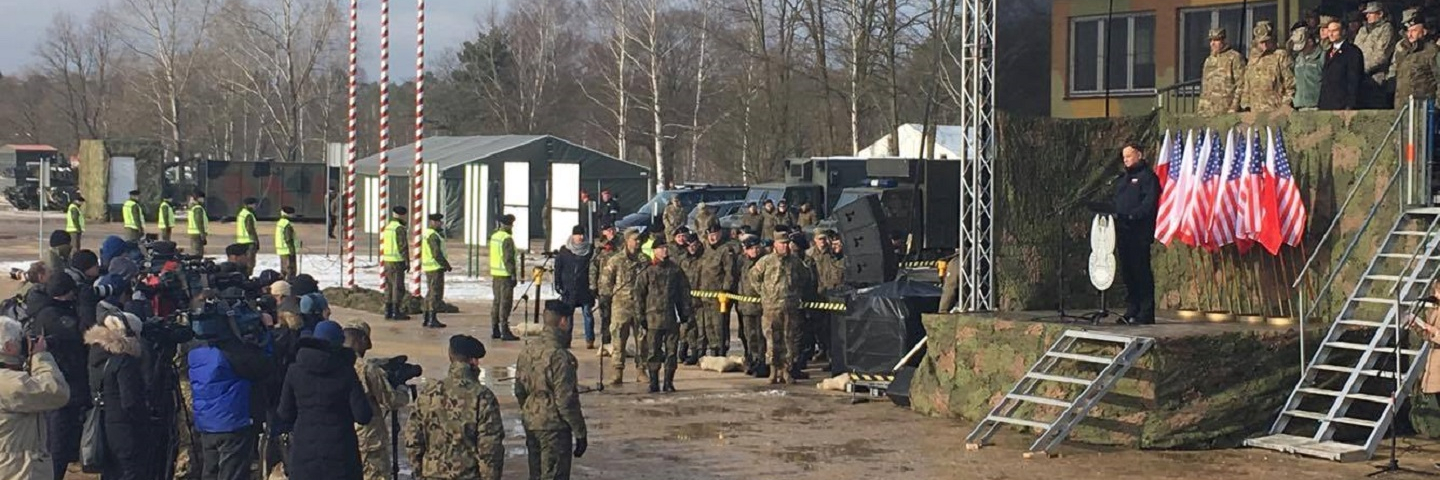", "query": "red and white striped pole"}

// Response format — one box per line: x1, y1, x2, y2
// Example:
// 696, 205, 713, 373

410, 0, 425, 296
343, 0, 359, 288
377, 0, 391, 251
